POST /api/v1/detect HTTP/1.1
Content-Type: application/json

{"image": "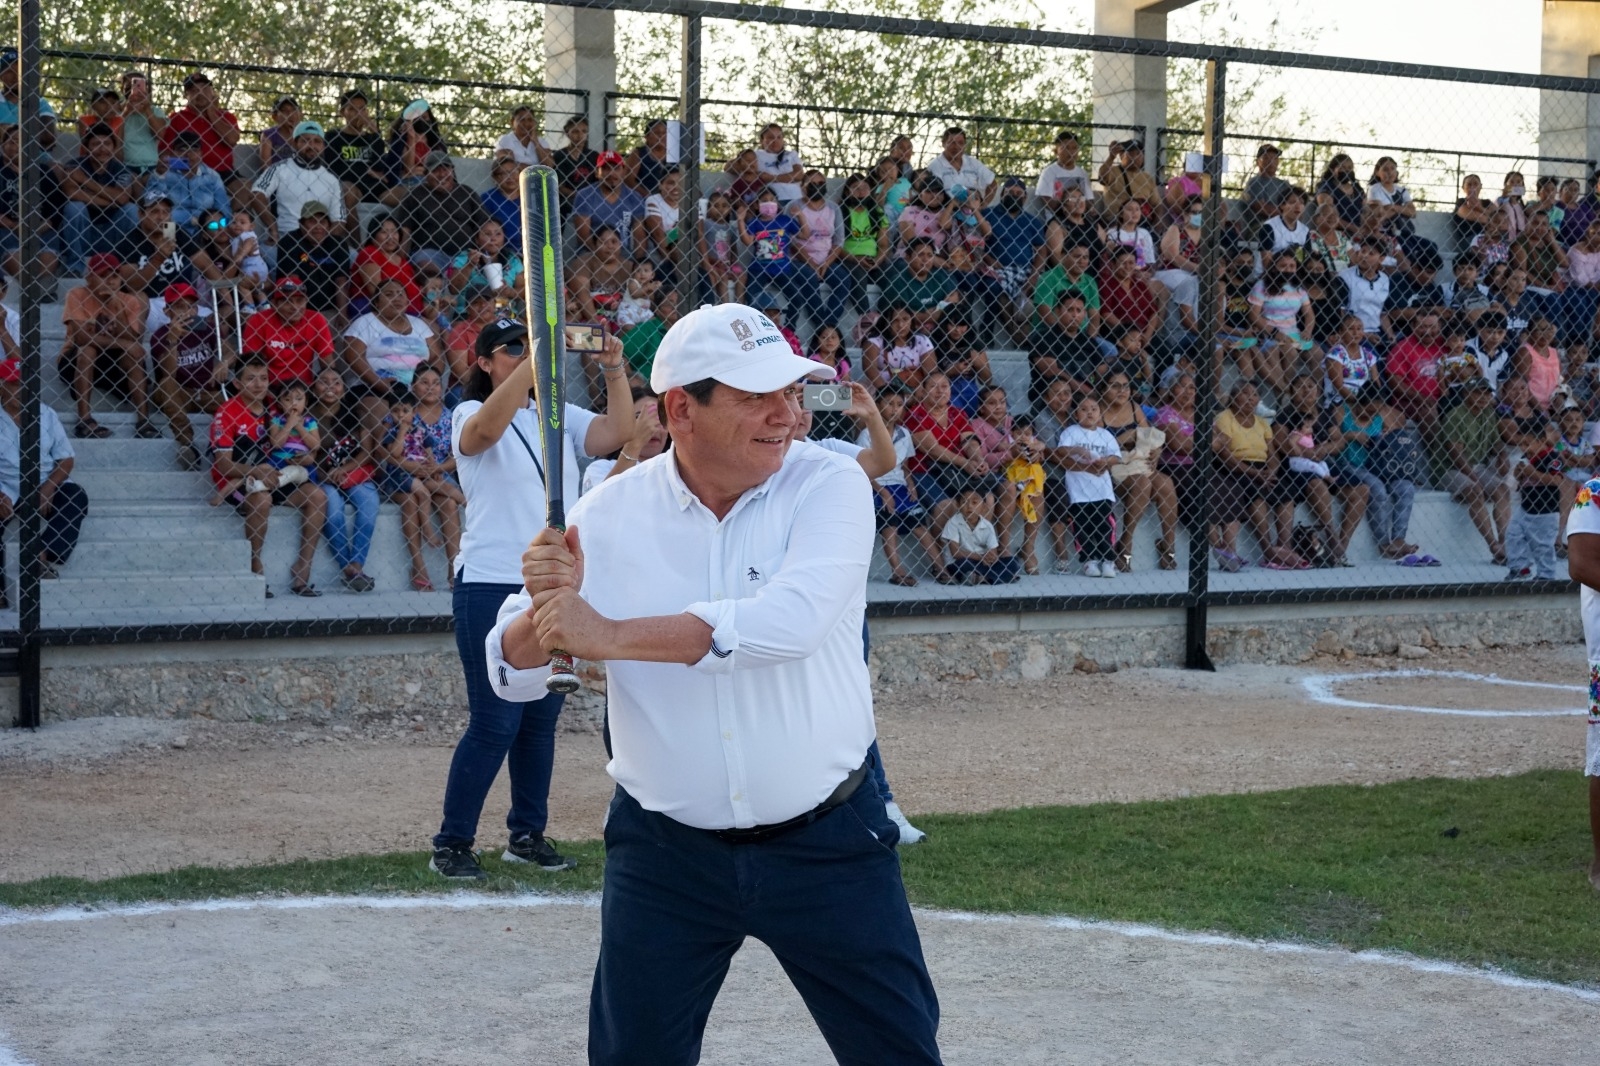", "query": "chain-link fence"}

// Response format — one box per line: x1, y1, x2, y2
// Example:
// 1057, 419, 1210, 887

6, 0, 1596, 722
